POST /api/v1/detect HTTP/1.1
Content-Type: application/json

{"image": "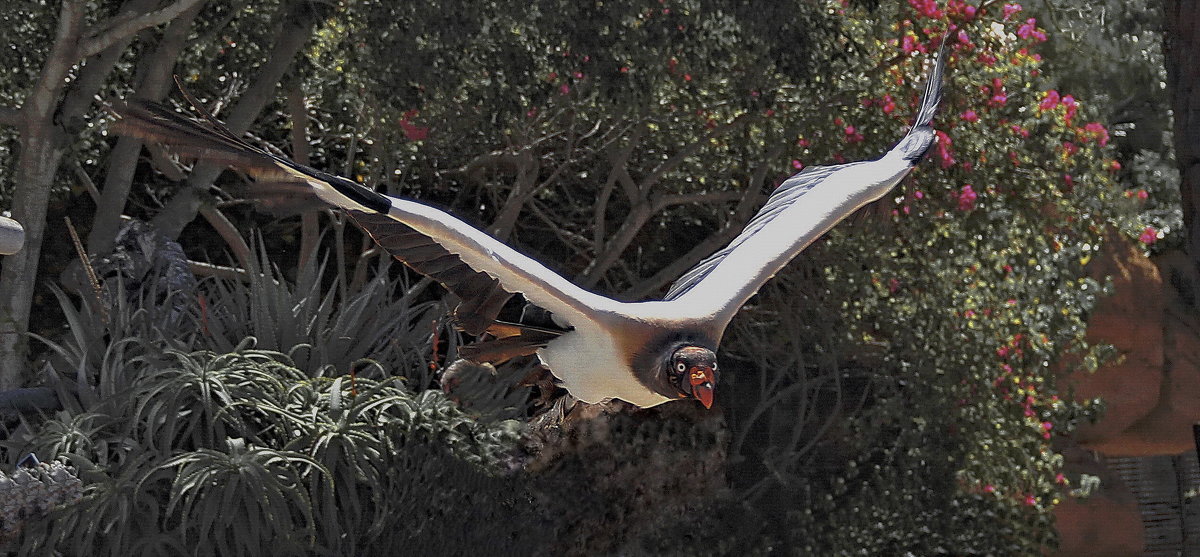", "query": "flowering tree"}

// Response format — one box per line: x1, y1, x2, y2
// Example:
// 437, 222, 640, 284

711, 1, 1139, 552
